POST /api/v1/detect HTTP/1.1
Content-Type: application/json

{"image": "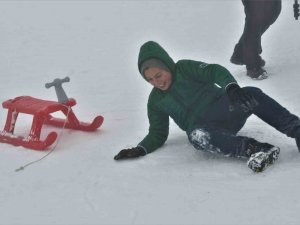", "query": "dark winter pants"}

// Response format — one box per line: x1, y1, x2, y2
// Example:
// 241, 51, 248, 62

232, 0, 281, 69
188, 87, 300, 158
